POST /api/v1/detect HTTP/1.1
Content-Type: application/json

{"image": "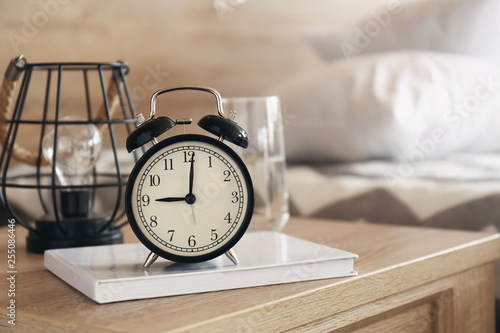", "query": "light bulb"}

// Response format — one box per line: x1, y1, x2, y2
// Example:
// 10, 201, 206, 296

42, 116, 102, 219
42, 116, 102, 187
